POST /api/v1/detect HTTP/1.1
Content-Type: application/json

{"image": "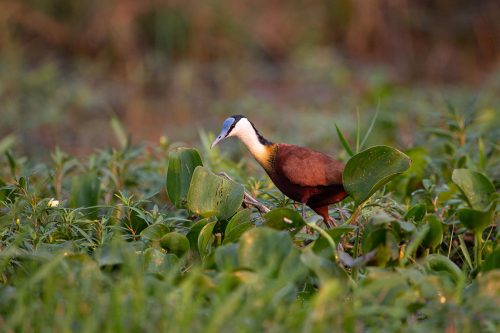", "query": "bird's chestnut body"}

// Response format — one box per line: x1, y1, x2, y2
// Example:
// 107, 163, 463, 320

211, 115, 348, 226
264, 144, 347, 223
